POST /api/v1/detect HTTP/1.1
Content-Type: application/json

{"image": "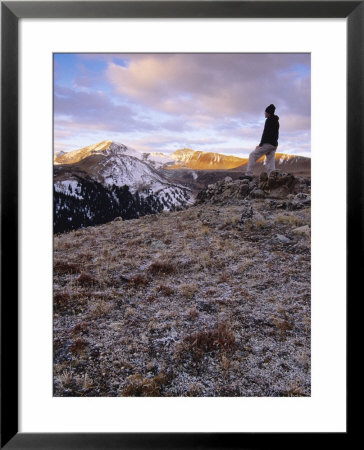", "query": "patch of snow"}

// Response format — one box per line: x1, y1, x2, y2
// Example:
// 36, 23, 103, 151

54, 180, 84, 199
